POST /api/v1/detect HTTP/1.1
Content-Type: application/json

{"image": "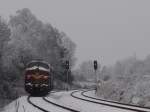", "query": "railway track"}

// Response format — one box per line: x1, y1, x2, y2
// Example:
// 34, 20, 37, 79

70, 90, 150, 112
27, 90, 150, 112
82, 90, 150, 111
27, 96, 50, 112
43, 97, 80, 112
27, 91, 80, 112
